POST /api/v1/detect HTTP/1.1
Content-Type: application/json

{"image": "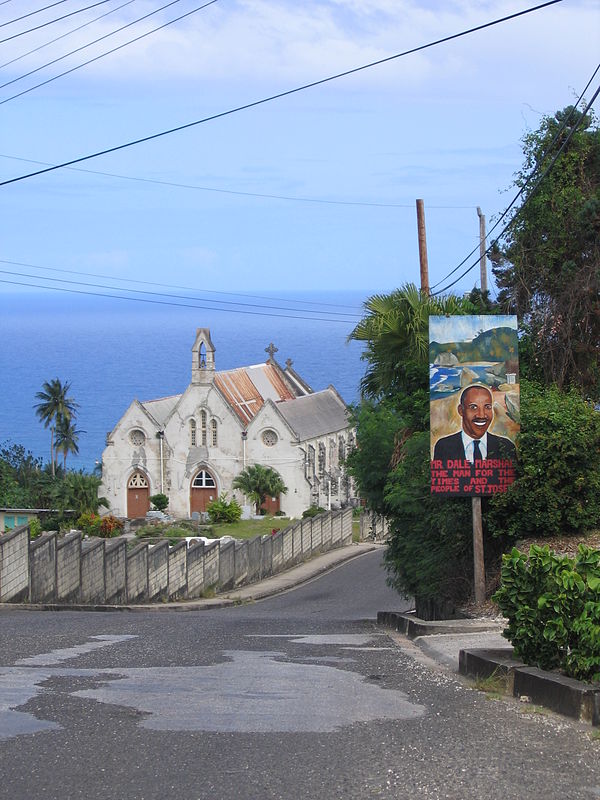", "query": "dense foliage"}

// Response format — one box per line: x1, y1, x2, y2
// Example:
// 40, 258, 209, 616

0, 440, 107, 528
493, 545, 600, 683
346, 285, 479, 605
487, 381, 600, 538
492, 106, 600, 398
